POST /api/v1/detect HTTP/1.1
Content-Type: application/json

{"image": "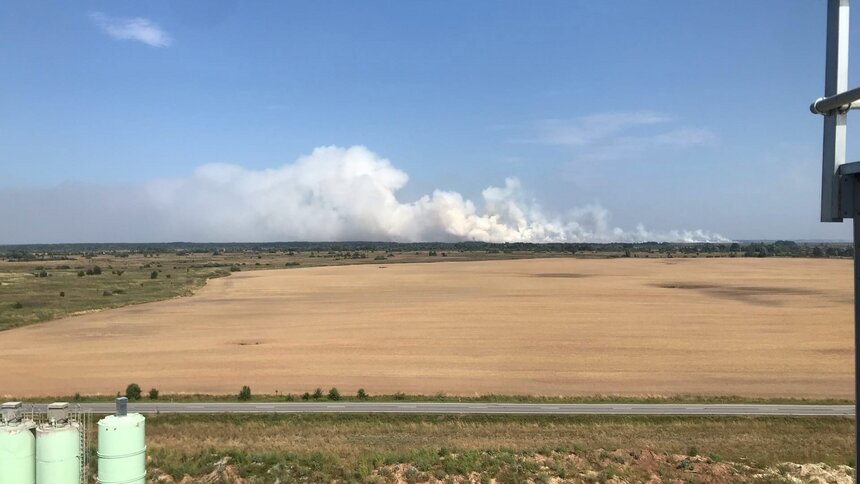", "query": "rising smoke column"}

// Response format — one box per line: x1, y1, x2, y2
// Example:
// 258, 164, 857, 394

146, 145, 727, 243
